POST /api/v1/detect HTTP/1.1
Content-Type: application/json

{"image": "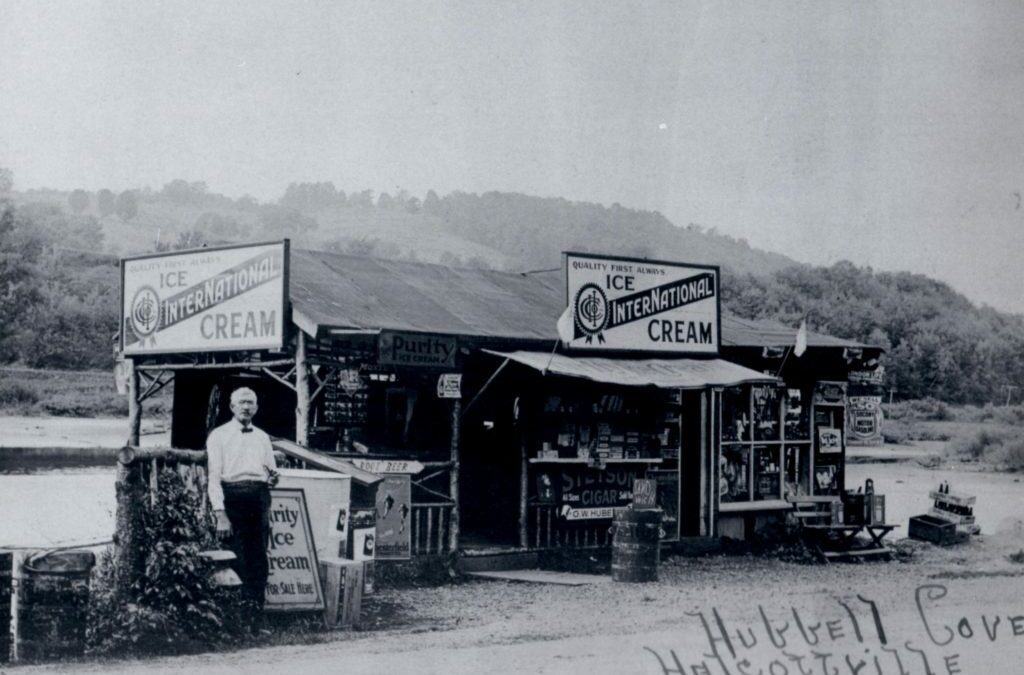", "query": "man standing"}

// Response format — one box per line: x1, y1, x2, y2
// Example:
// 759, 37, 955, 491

206, 387, 279, 619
